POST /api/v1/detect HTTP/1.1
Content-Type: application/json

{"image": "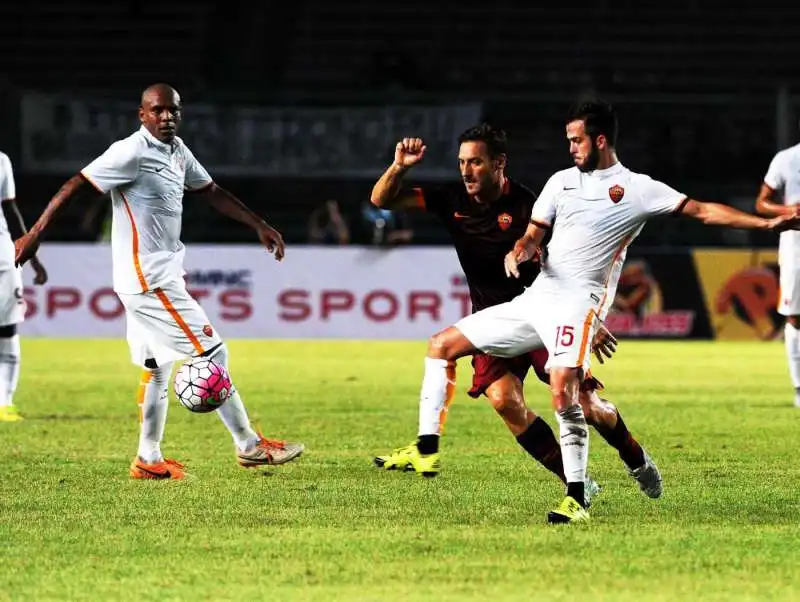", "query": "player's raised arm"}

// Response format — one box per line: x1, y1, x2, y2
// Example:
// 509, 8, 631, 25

14, 174, 94, 266
370, 138, 427, 210
678, 197, 800, 232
